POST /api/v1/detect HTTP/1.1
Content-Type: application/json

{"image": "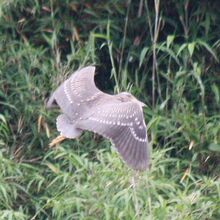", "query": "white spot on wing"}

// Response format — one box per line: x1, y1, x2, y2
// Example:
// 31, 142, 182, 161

129, 127, 146, 142
64, 81, 73, 103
